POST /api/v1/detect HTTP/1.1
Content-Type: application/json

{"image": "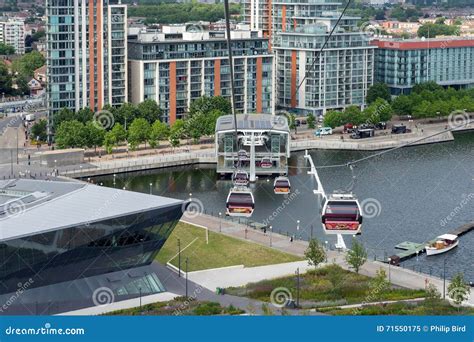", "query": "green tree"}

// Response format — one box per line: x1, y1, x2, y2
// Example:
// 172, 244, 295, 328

344, 105, 365, 125
116, 103, 140, 128
306, 113, 315, 129
170, 119, 187, 139
392, 95, 414, 115
76, 107, 94, 124
369, 268, 390, 301
30, 119, 47, 141
127, 118, 151, 150
12, 51, 45, 77
412, 81, 443, 94
149, 120, 169, 148
15, 75, 29, 94
55, 120, 87, 149
366, 83, 391, 104
323, 110, 345, 128
137, 99, 162, 123
448, 273, 470, 306
0, 61, 13, 95
345, 238, 367, 273
84, 121, 105, 152
111, 123, 127, 144
103, 131, 117, 154
304, 239, 326, 268
188, 96, 231, 118
0, 43, 15, 55
53, 107, 75, 129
